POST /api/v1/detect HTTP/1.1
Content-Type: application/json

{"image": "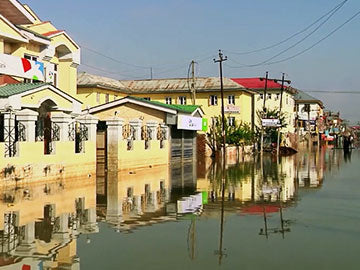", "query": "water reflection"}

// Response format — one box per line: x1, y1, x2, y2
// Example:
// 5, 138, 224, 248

0, 178, 97, 269
0, 147, 354, 269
